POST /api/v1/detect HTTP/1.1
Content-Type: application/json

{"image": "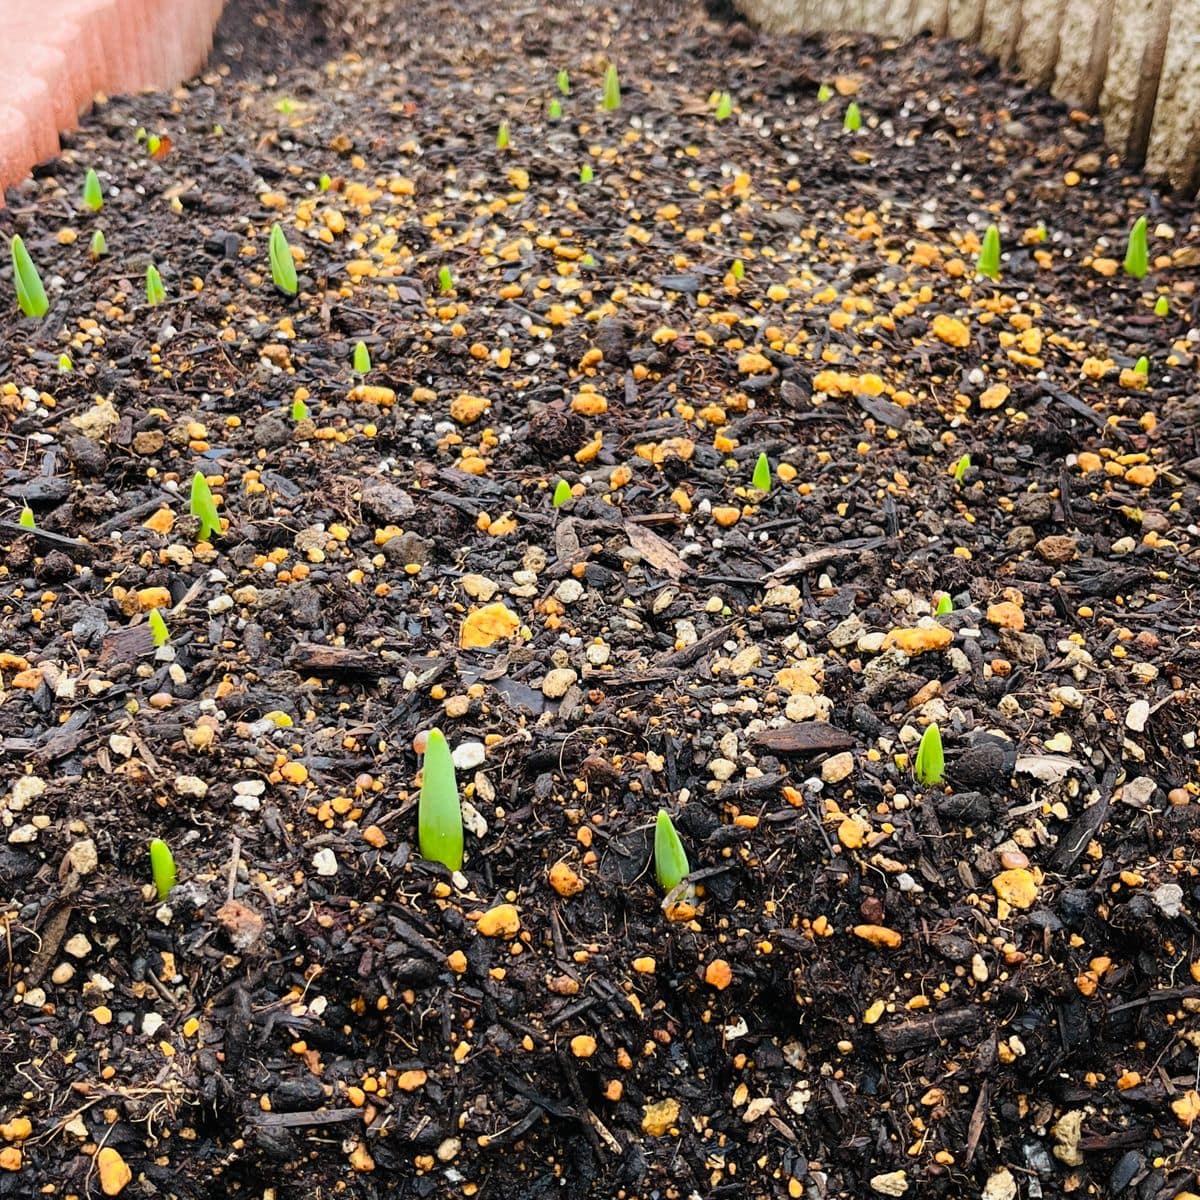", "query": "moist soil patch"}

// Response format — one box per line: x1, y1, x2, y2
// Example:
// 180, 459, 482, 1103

2, 0, 1200, 1197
